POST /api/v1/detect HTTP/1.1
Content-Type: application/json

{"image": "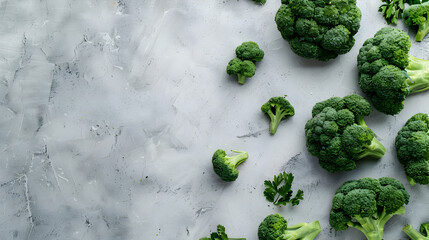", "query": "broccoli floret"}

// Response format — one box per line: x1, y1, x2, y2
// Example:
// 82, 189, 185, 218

252, 0, 267, 4
357, 27, 429, 115
200, 224, 246, 240
305, 94, 386, 172
403, 223, 429, 239
275, 0, 361, 61
235, 42, 265, 62
330, 177, 410, 240
212, 149, 249, 182
258, 213, 321, 240
261, 96, 295, 135
395, 113, 429, 186
226, 58, 256, 85
404, 2, 429, 41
